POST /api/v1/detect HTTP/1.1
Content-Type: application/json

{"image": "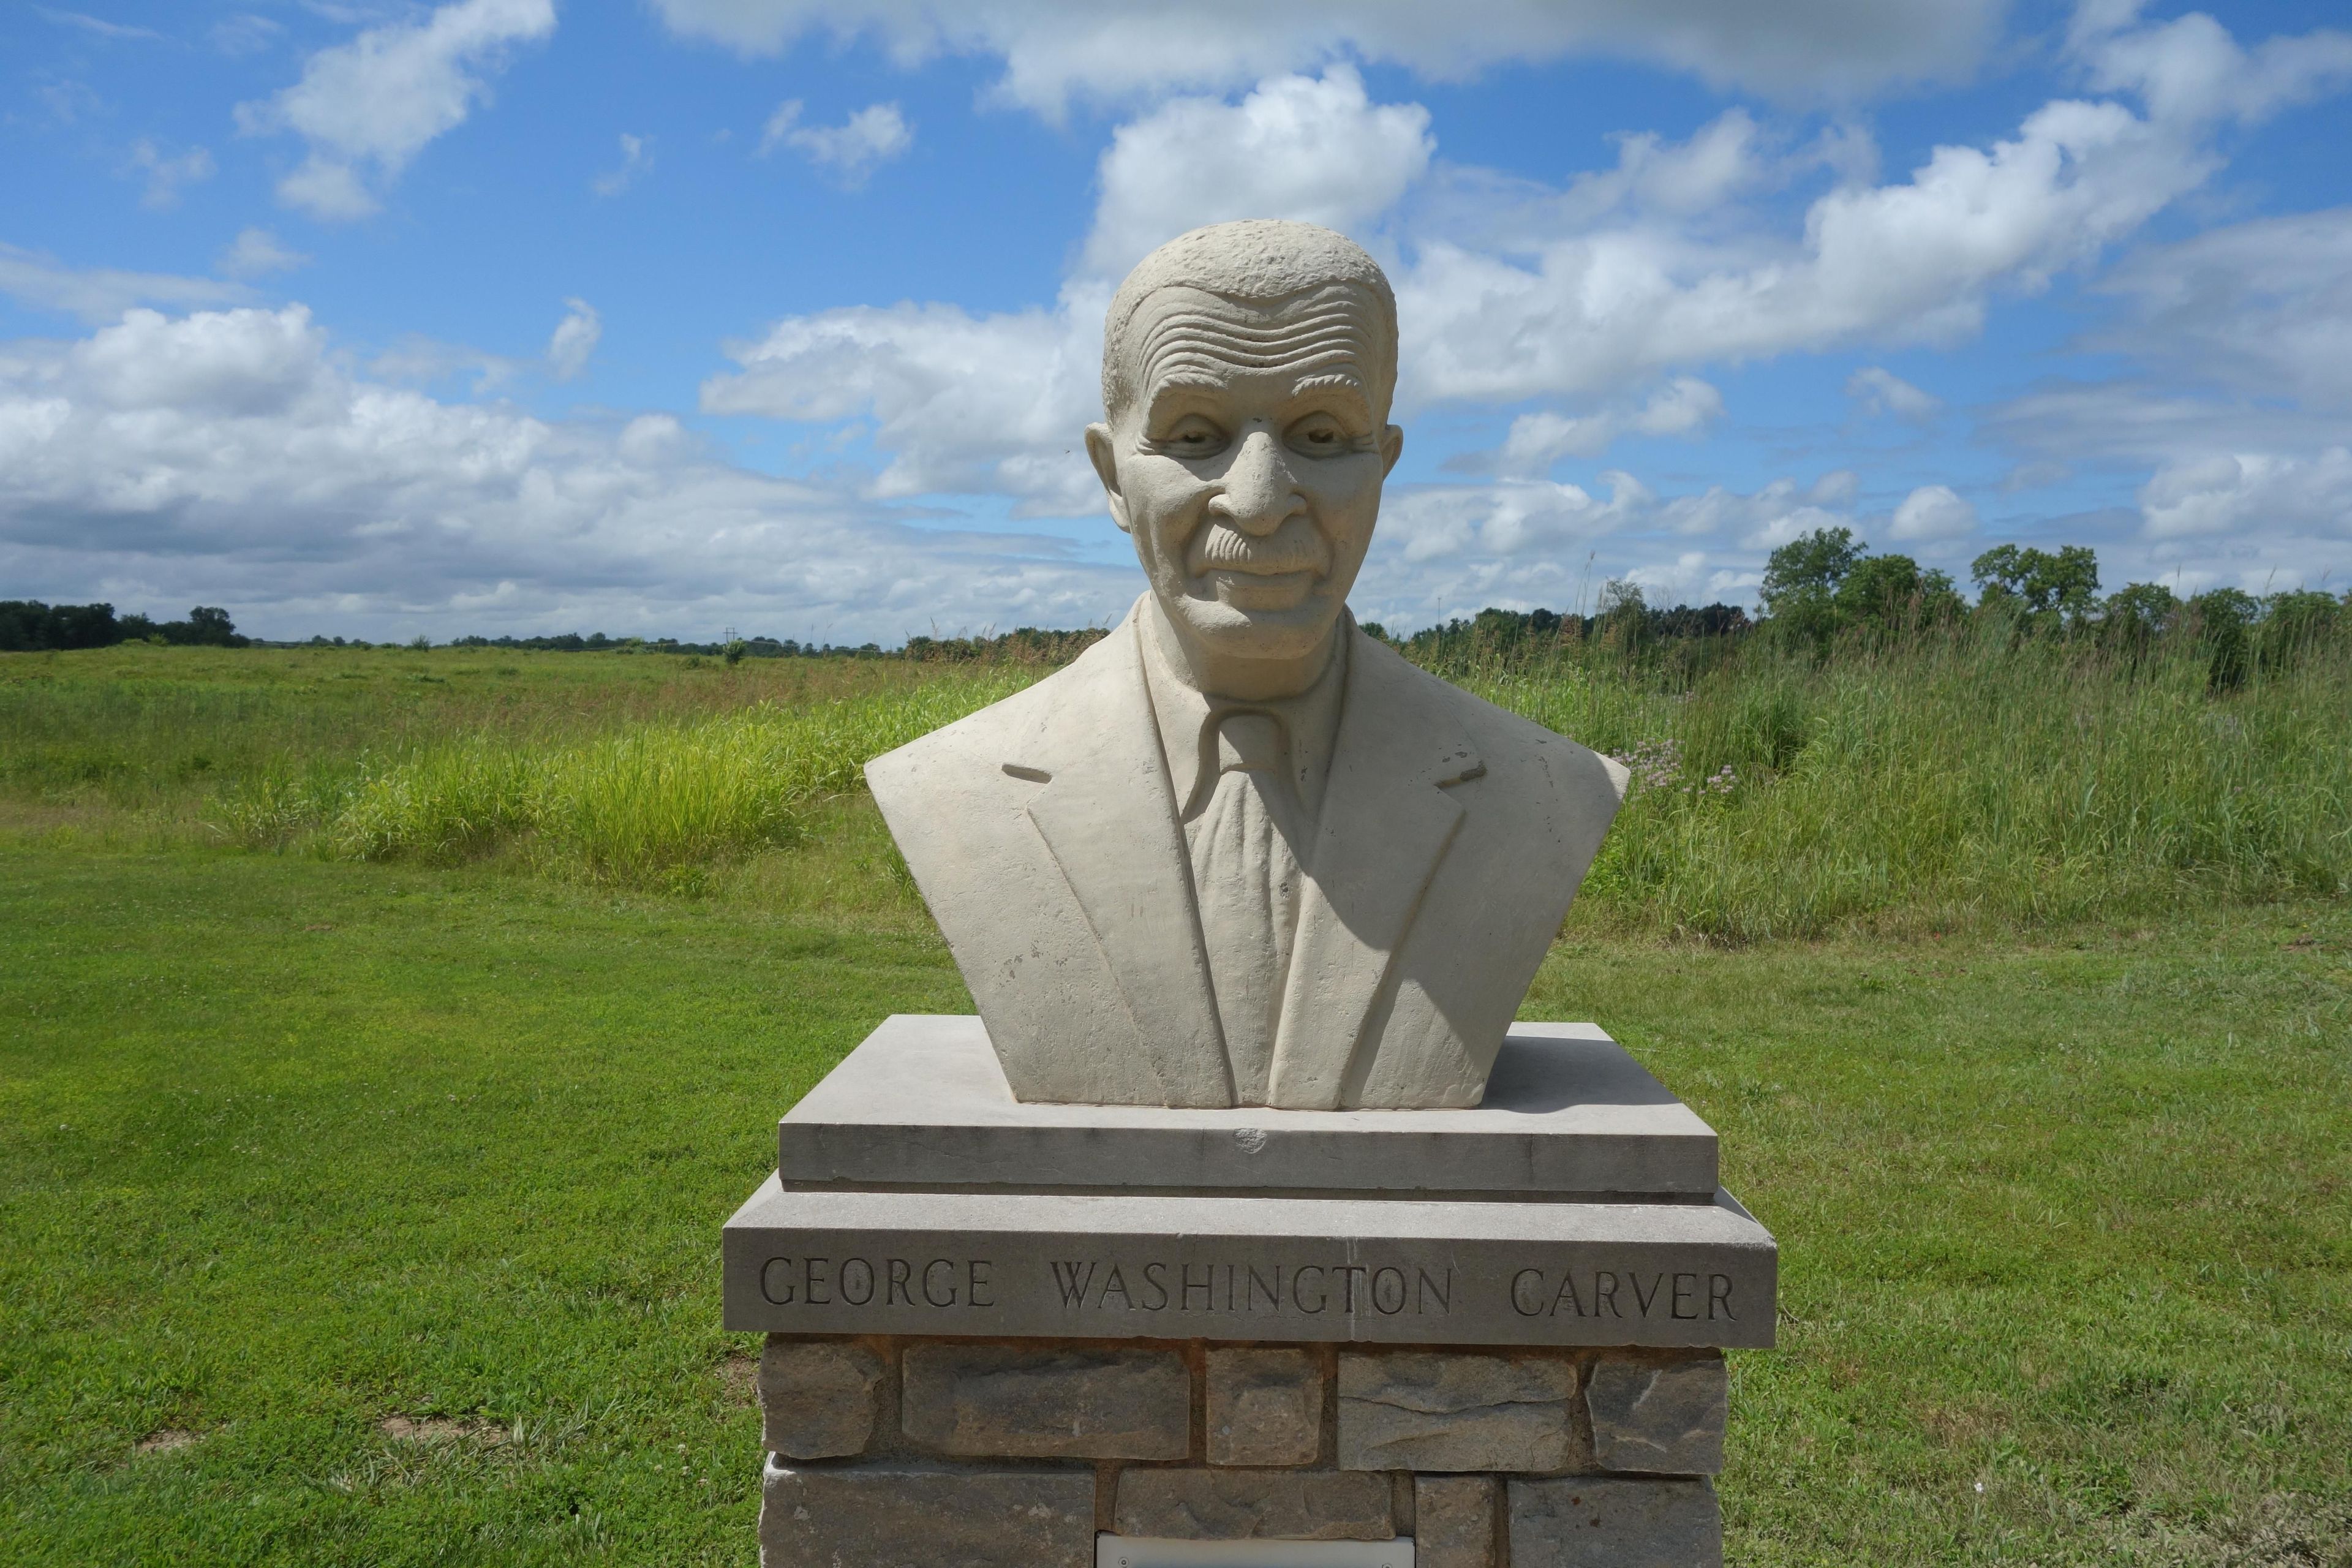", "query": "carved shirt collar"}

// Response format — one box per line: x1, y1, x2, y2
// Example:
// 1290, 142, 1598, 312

1136, 605, 1350, 829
